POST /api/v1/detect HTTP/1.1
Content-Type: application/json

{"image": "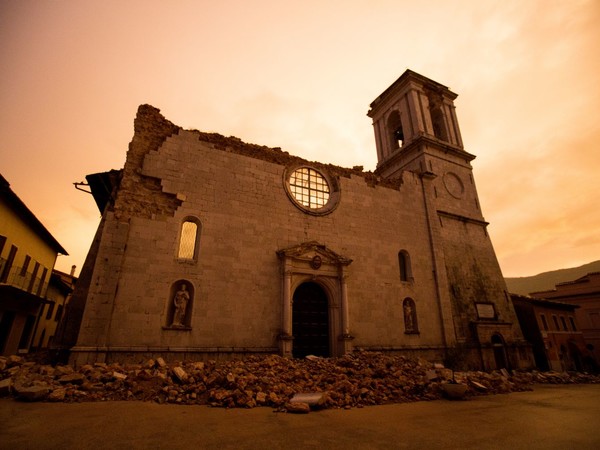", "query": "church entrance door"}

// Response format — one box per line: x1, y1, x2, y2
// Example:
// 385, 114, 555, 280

492, 334, 508, 369
292, 282, 330, 358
